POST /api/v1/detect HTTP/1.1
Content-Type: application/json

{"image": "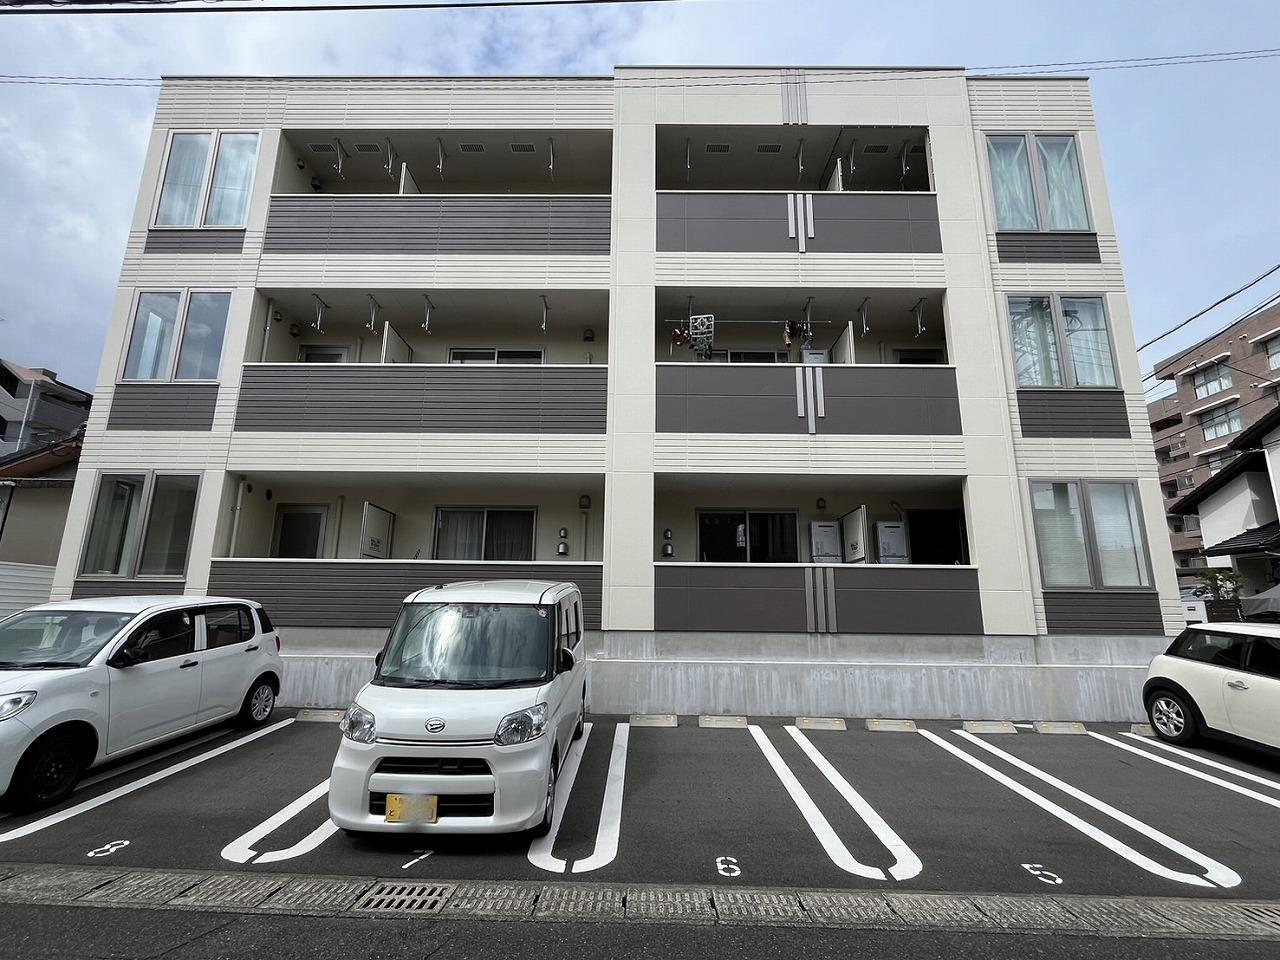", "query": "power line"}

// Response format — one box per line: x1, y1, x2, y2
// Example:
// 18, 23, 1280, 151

1141, 286, 1280, 386
1136, 262, 1280, 355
